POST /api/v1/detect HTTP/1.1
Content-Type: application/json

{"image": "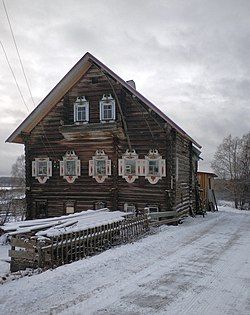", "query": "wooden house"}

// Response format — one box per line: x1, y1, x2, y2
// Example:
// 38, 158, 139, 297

6, 52, 202, 220
197, 171, 218, 211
